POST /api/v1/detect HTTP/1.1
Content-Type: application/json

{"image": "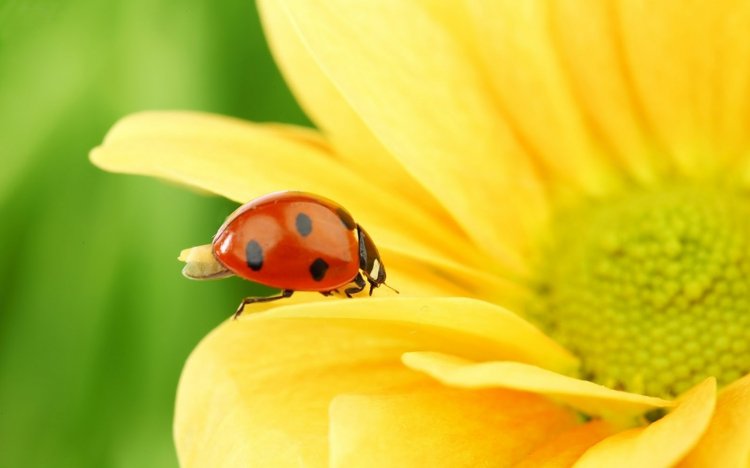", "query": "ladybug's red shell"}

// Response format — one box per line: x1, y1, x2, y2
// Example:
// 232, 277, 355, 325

212, 191, 361, 291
